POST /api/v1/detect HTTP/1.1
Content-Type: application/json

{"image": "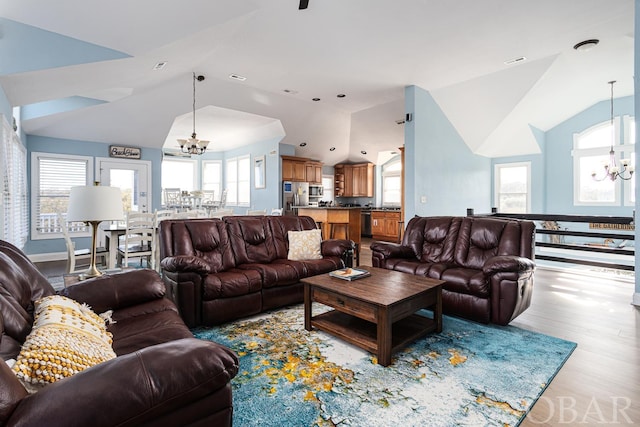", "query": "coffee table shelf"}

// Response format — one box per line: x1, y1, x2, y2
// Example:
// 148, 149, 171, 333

311, 310, 438, 357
